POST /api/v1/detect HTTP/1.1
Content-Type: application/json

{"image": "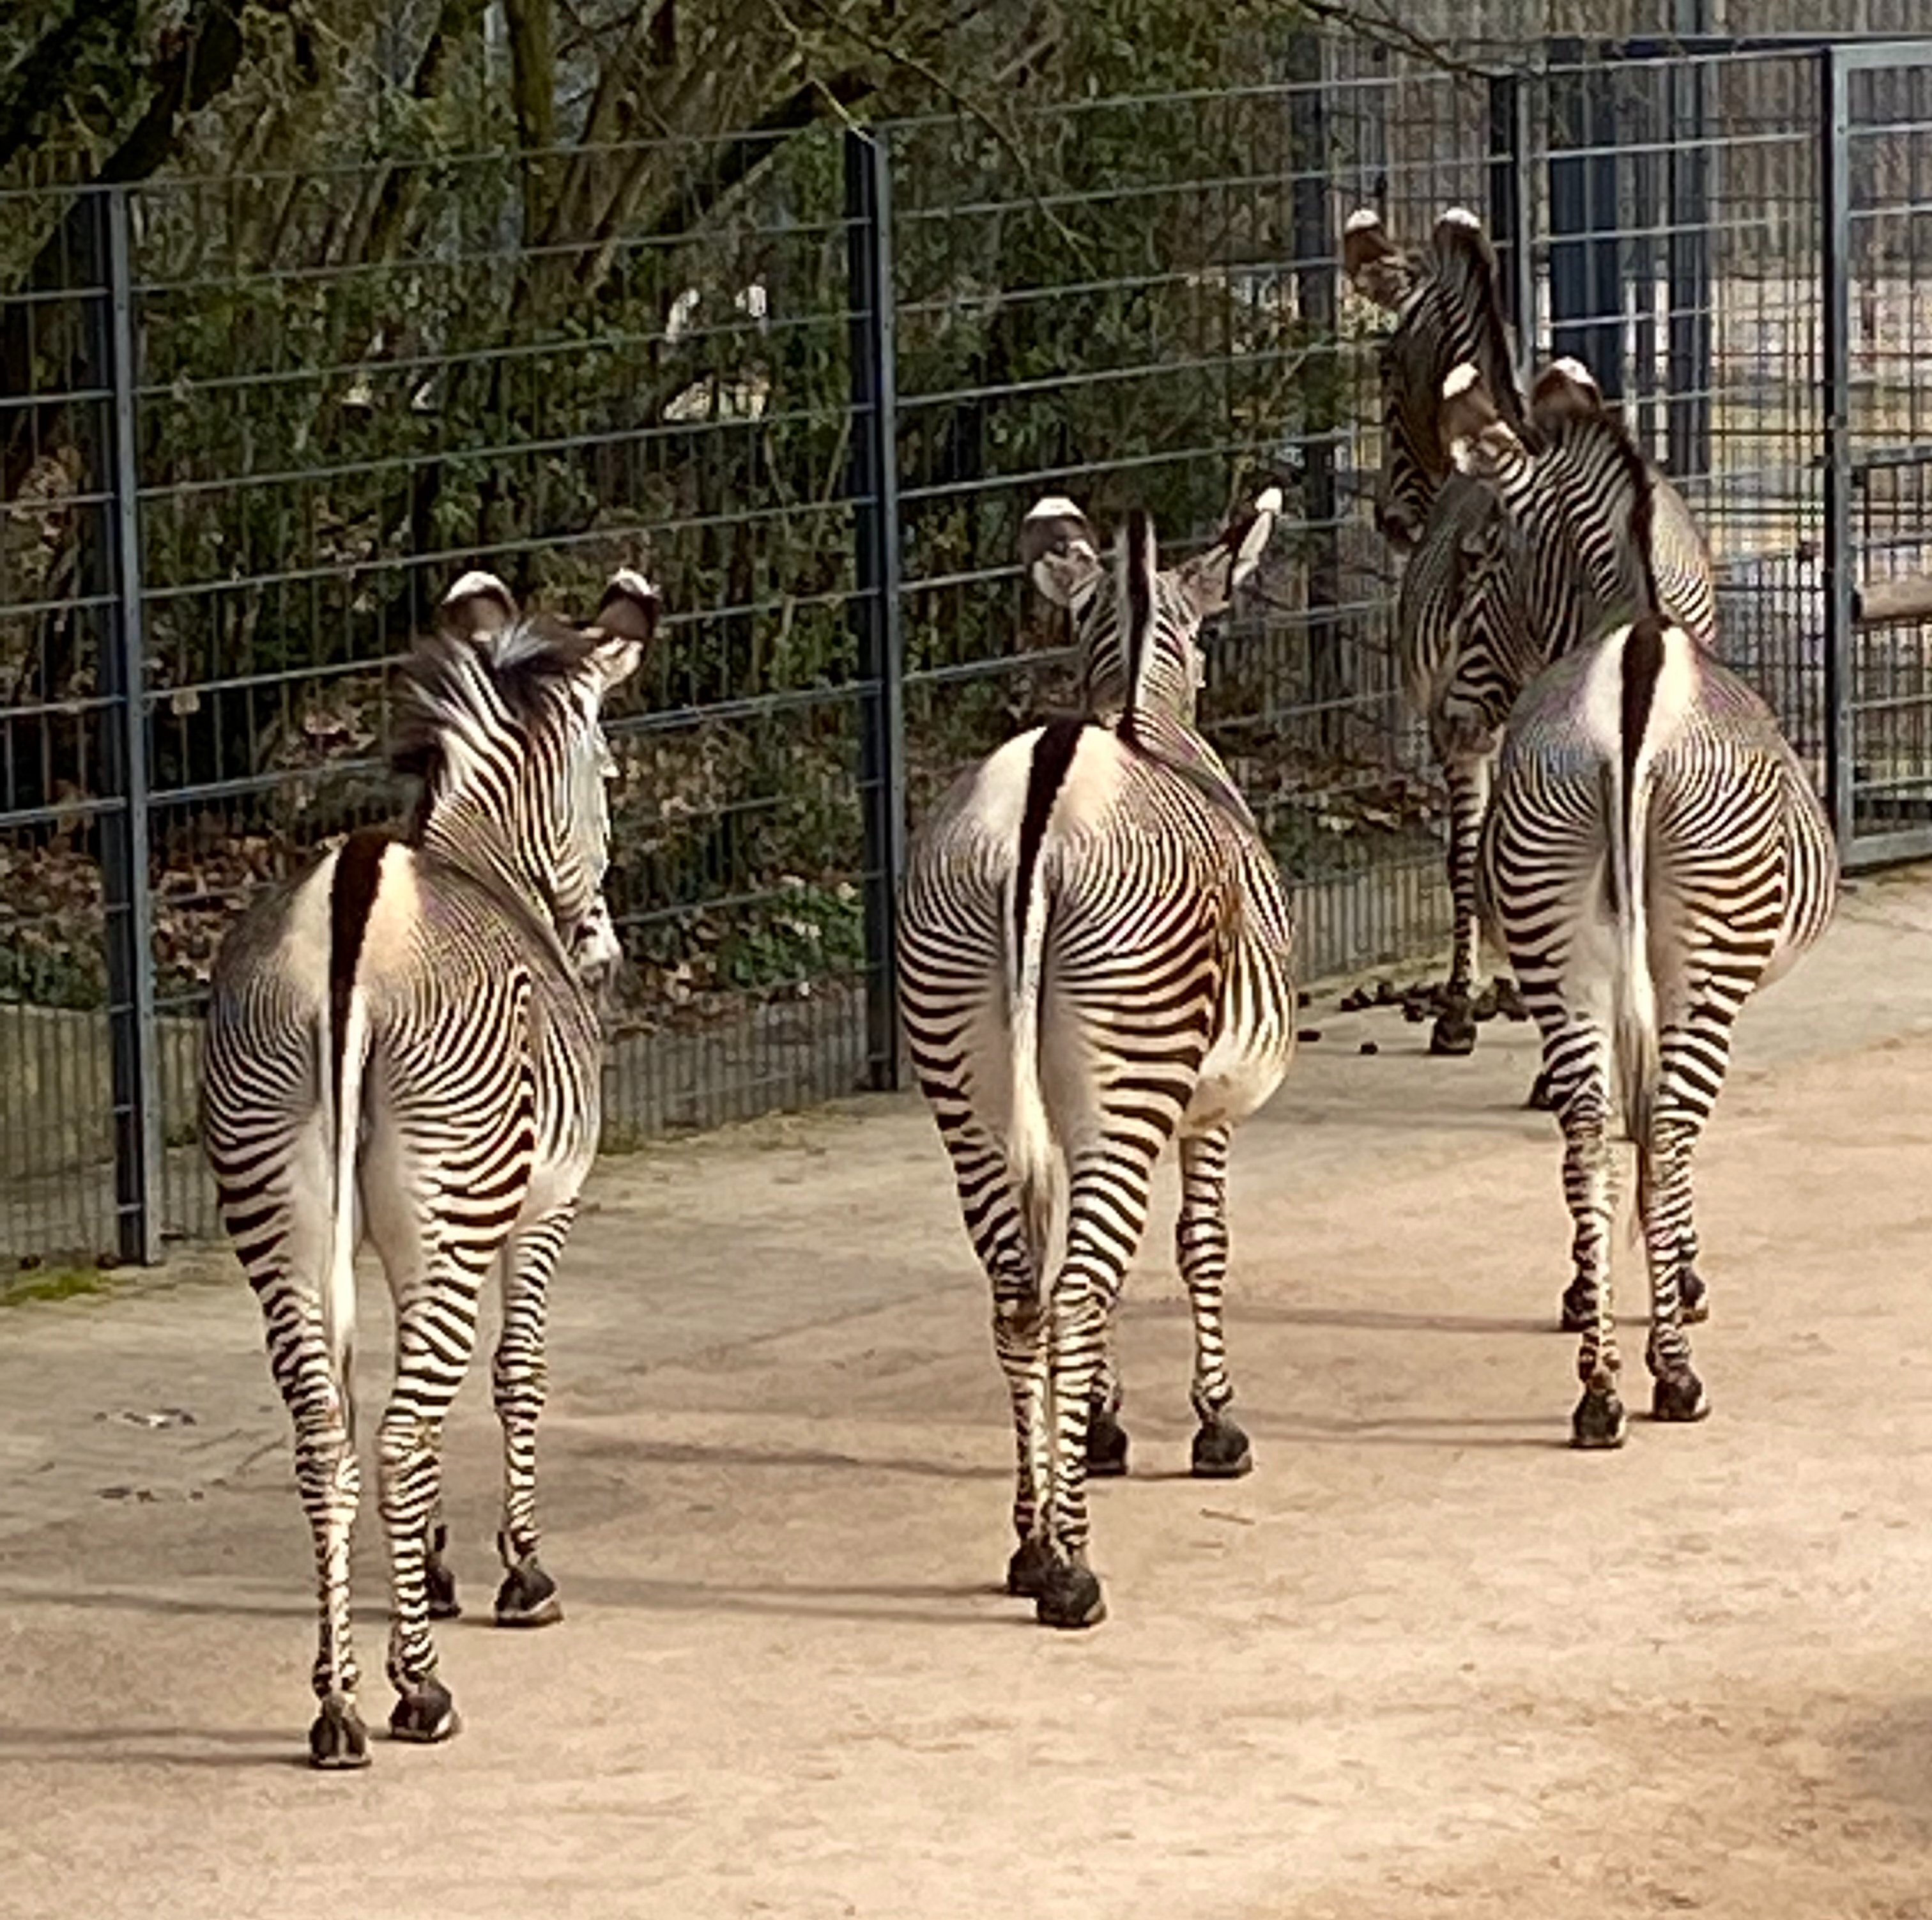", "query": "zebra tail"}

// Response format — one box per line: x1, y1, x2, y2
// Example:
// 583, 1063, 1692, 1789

323, 987, 368, 1443
1609, 620, 1666, 1163
1006, 852, 1058, 1268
